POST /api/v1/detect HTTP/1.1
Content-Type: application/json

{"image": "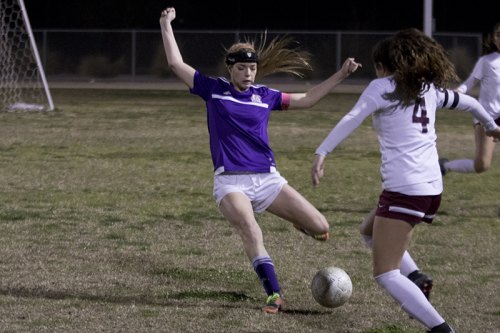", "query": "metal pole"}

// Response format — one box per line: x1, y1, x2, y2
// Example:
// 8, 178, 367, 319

423, 0, 433, 37
18, 0, 55, 110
